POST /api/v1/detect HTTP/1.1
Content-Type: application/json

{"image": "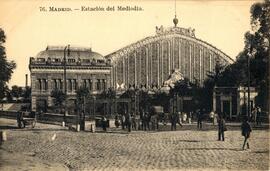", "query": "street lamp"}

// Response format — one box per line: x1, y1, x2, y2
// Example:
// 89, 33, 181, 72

63, 44, 70, 126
